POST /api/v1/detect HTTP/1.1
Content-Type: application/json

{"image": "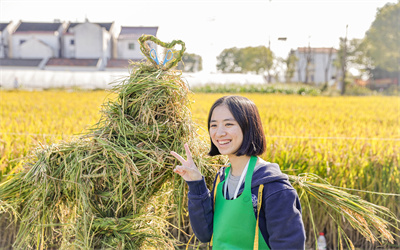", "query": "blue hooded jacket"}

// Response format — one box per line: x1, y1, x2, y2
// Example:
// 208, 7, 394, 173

186, 162, 306, 250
